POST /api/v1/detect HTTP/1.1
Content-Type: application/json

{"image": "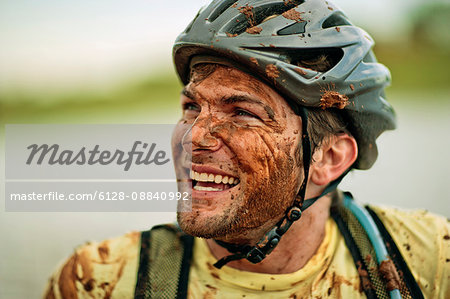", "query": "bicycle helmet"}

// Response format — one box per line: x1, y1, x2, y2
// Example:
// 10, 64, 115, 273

173, 0, 396, 170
